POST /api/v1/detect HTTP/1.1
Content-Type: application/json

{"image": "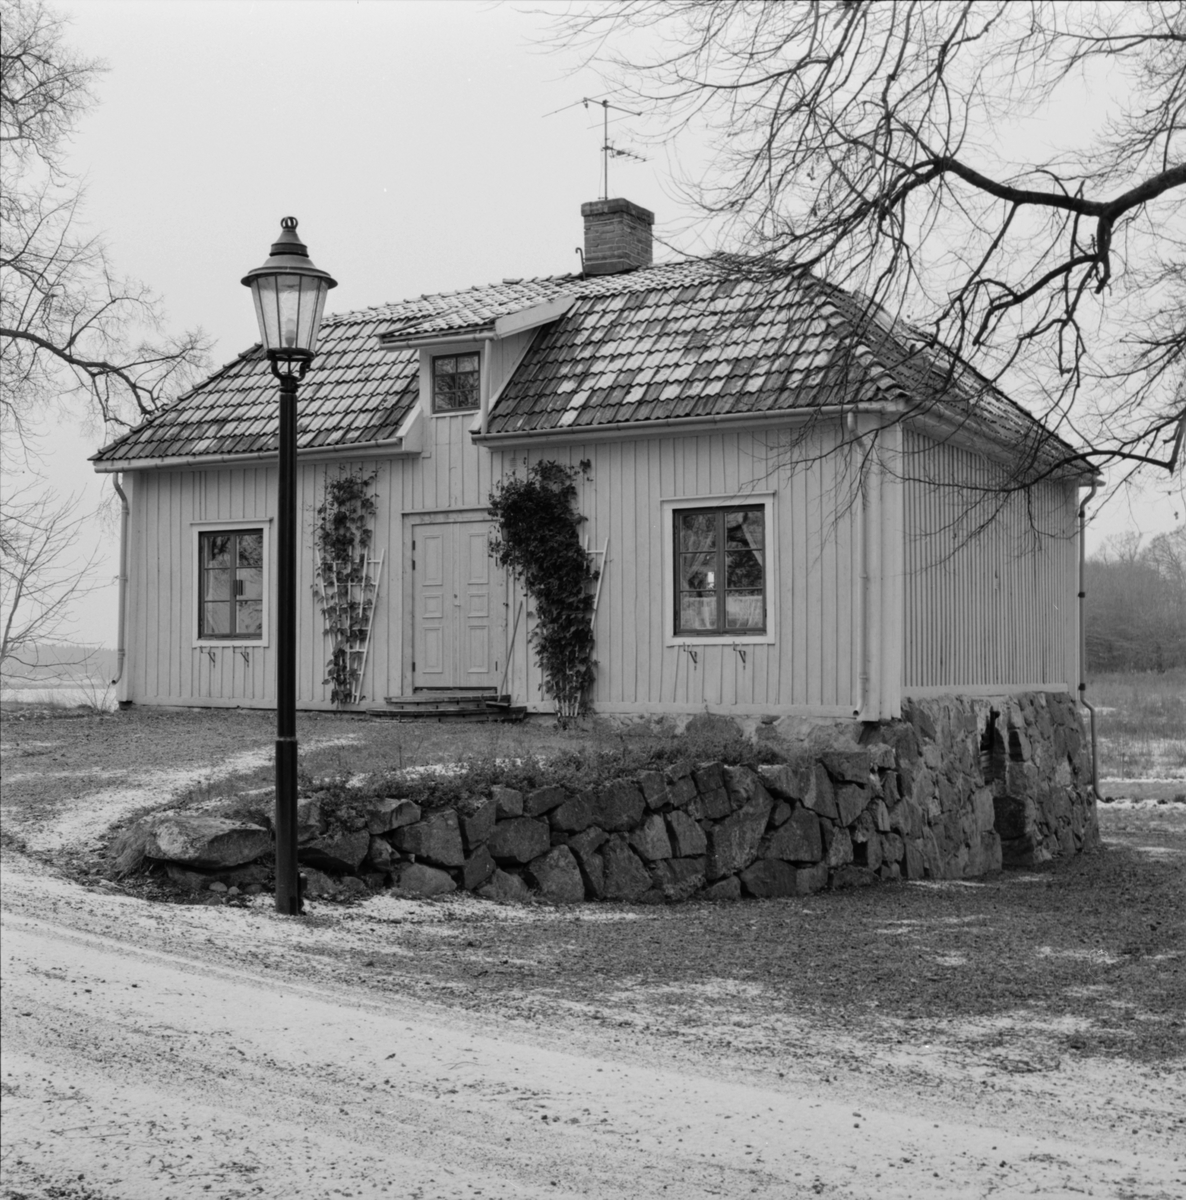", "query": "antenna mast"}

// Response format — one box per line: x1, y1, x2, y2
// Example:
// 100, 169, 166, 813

582, 97, 646, 199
